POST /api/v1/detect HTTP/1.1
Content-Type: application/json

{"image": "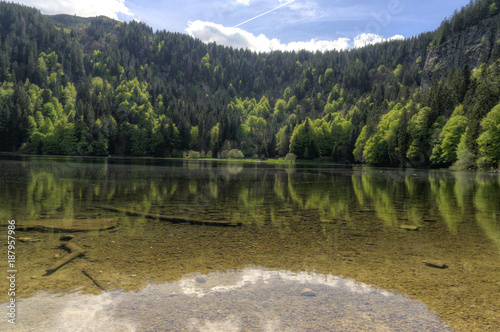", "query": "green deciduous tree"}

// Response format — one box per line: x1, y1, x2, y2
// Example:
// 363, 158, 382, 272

430, 105, 468, 165
477, 103, 500, 167
209, 122, 220, 154
453, 132, 476, 170
363, 104, 404, 165
189, 125, 199, 150
228, 149, 244, 159
354, 125, 369, 163
274, 99, 287, 123
289, 118, 318, 159
275, 125, 290, 156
